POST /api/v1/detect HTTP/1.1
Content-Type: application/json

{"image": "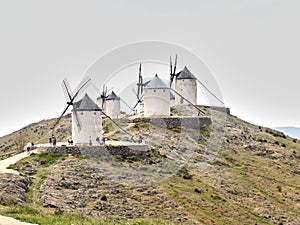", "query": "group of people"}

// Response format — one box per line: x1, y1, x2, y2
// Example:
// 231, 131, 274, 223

131, 135, 143, 144
49, 135, 57, 146
95, 136, 106, 145
26, 142, 35, 154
